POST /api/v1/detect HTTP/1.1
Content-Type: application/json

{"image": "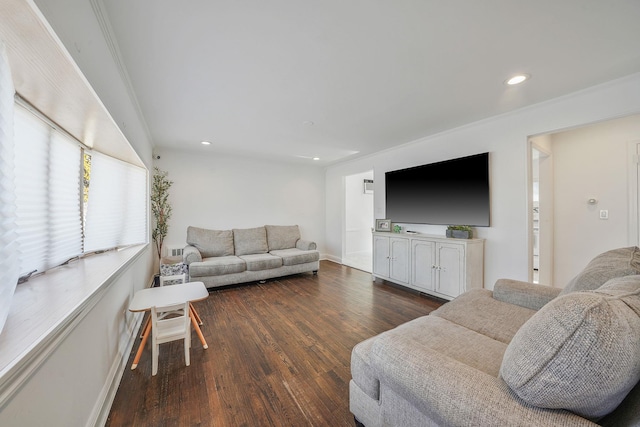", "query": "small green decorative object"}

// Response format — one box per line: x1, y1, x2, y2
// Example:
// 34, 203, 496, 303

446, 225, 473, 239
393, 224, 402, 233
